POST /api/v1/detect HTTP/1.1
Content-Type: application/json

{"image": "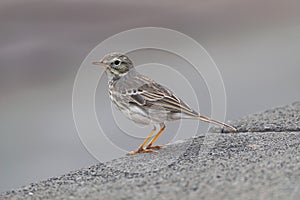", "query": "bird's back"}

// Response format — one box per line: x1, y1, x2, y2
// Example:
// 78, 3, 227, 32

108, 69, 200, 125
